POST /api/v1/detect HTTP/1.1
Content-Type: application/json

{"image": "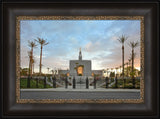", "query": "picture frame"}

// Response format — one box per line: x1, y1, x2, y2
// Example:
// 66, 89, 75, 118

1, 0, 159, 118
17, 15, 144, 104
